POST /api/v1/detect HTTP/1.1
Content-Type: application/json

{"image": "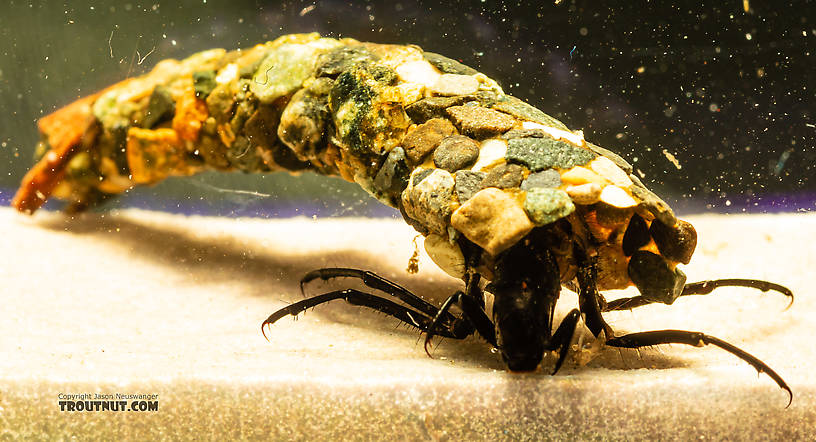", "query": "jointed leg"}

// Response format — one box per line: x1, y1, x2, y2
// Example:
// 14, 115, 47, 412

267, 256, 490, 347
300, 267, 450, 318
683, 279, 793, 307
261, 289, 463, 340
285, 242, 495, 356
604, 278, 794, 312
424, 270, 498, 354
423, 292, 471, 356
606, 329, 792, 406
457, 289, 497, 347
423, 238, 499, 353
301, 266, 488, 344
423, 289, 498, 356
546, 309, 581, 375
574, 246, 613, 338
